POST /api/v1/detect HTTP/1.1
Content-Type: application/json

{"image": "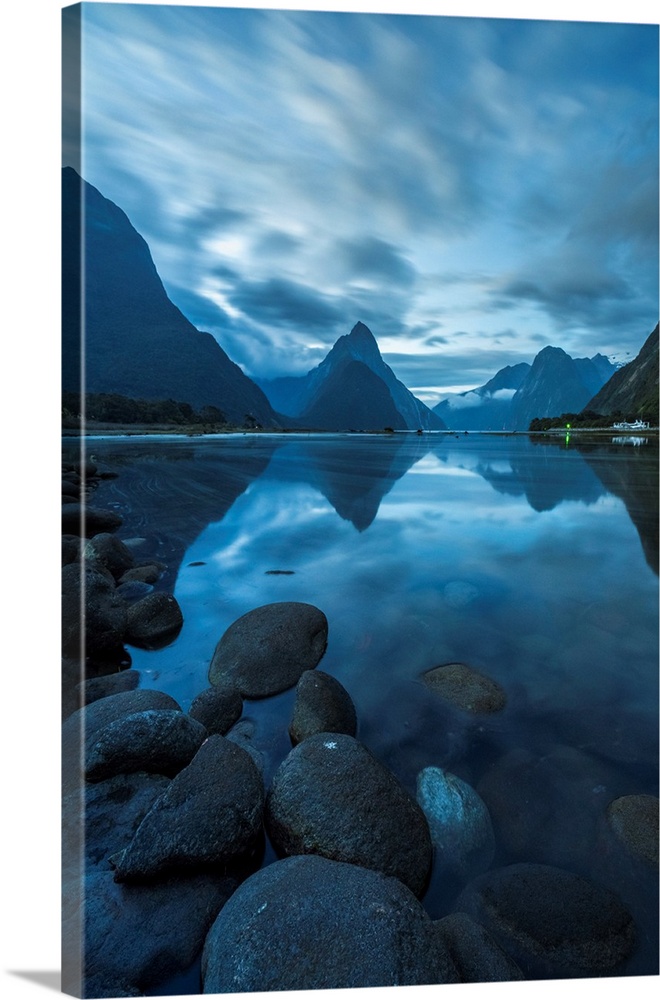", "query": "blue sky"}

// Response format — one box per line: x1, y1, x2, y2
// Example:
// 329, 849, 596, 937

65, 2, 659, 401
